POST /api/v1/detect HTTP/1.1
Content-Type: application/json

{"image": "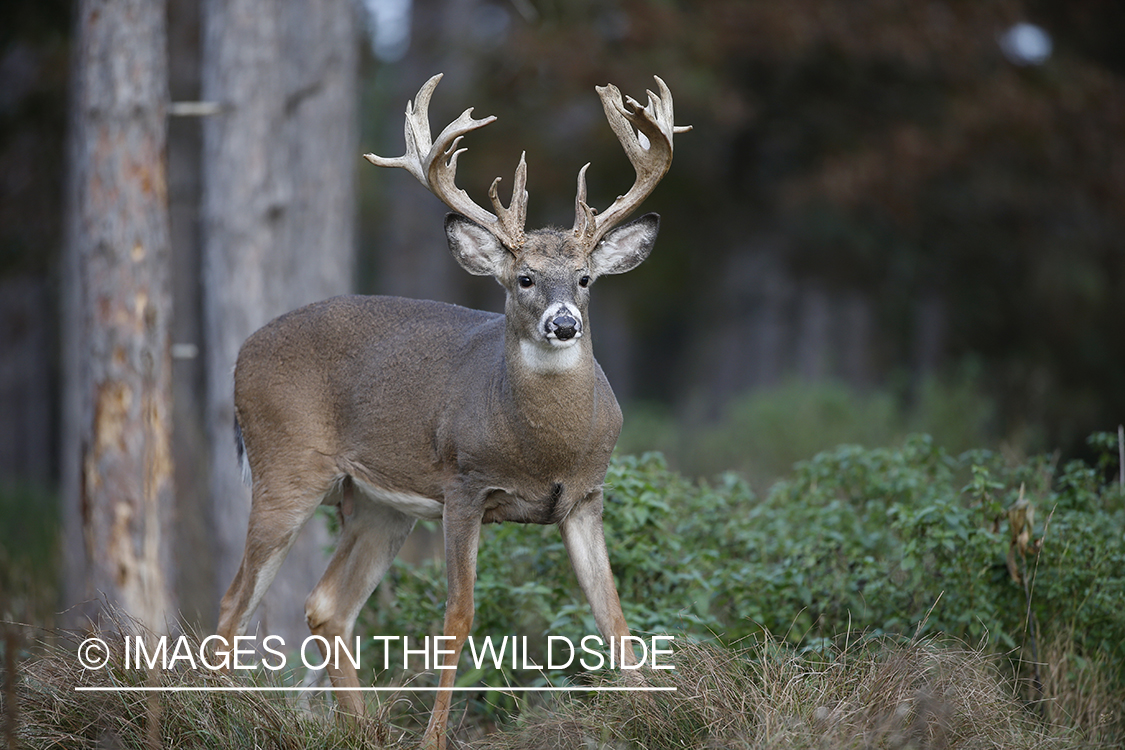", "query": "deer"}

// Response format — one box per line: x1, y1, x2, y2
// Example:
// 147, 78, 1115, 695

216, 73, 689, 749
